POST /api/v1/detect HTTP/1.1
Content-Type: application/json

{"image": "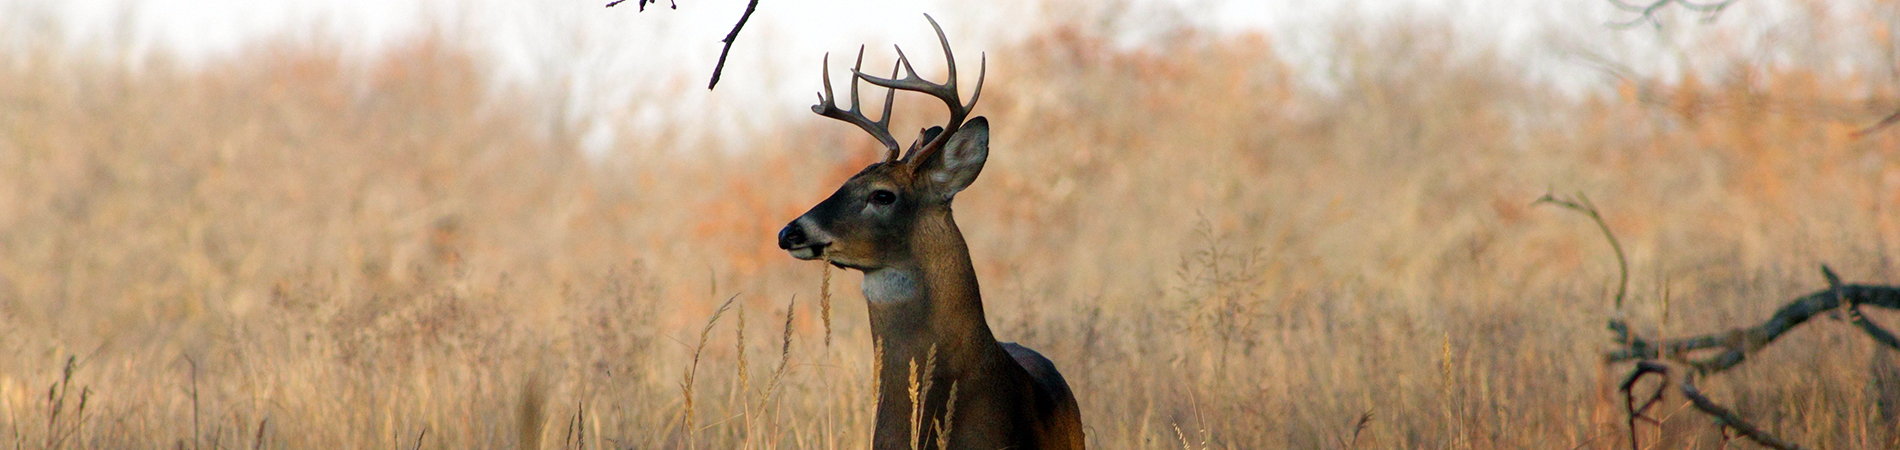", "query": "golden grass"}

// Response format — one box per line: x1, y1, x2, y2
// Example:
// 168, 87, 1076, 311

1, 4, 1898, 449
